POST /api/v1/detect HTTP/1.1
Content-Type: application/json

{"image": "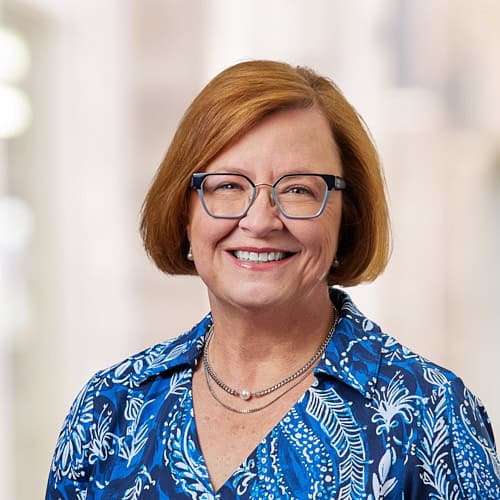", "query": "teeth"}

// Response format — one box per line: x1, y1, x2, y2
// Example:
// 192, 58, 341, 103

233, 250, 287, 263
